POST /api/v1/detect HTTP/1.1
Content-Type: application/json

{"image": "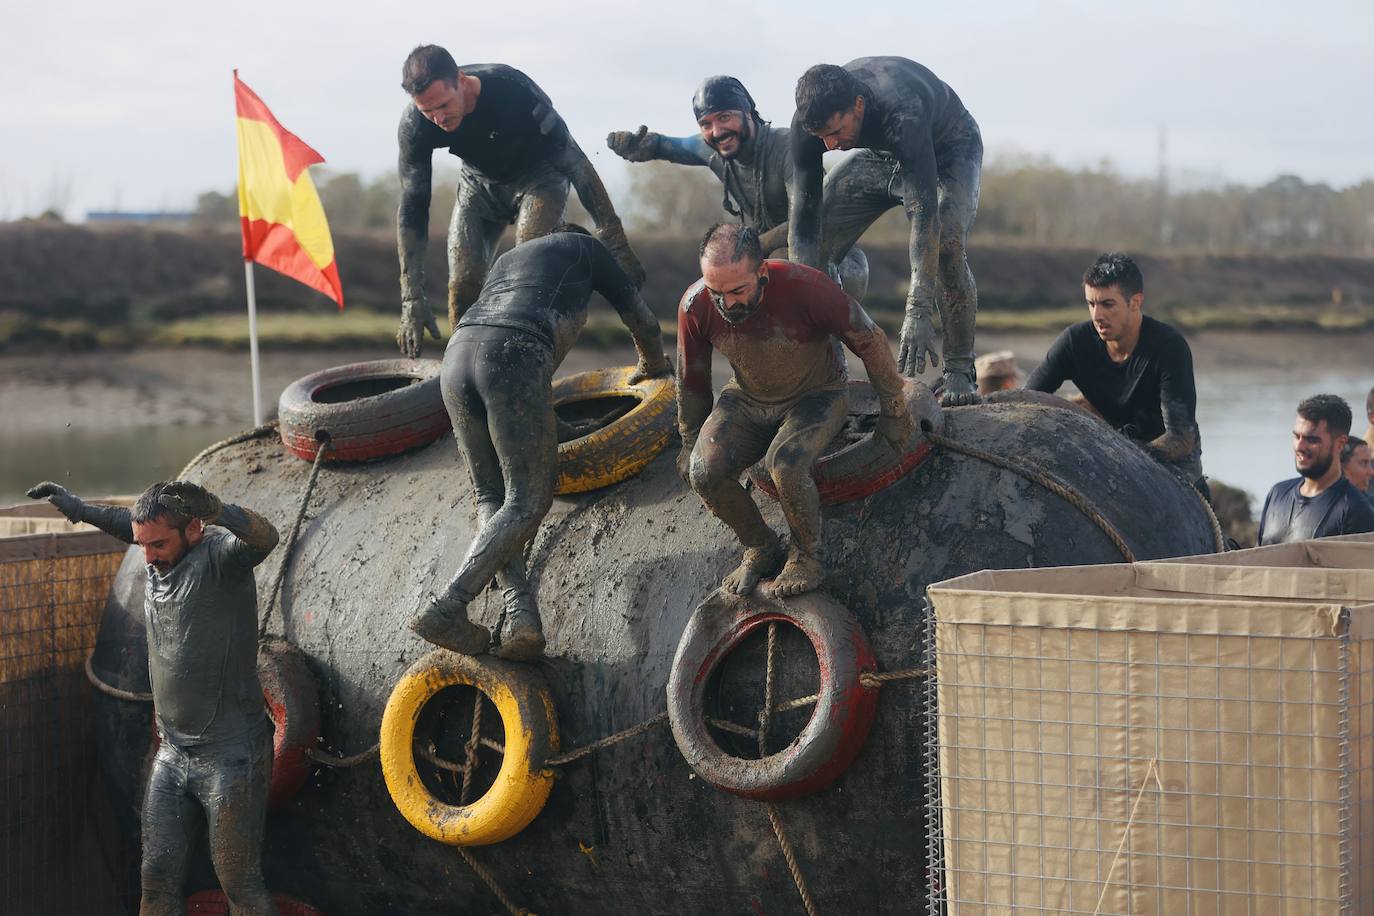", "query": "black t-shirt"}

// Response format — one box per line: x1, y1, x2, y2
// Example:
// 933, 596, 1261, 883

458, 233, 636, 348
1258, 476, 1374, 545
400, 63, 568, 182
1026, 316, 1202, 478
